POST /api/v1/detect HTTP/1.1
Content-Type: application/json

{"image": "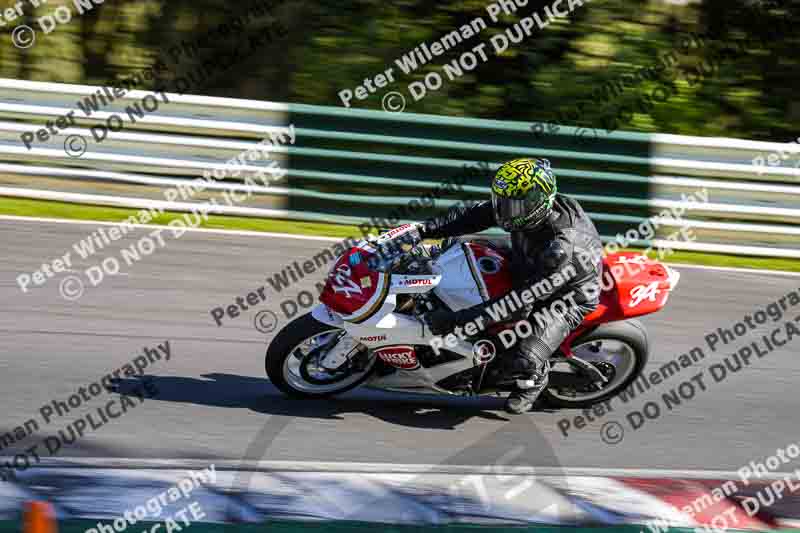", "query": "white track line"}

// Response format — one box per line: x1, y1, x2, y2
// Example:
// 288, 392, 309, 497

0, 457, 793, 481
0, 214, 342, 242
666, 262, 800, 278
1, 214, 798, 277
